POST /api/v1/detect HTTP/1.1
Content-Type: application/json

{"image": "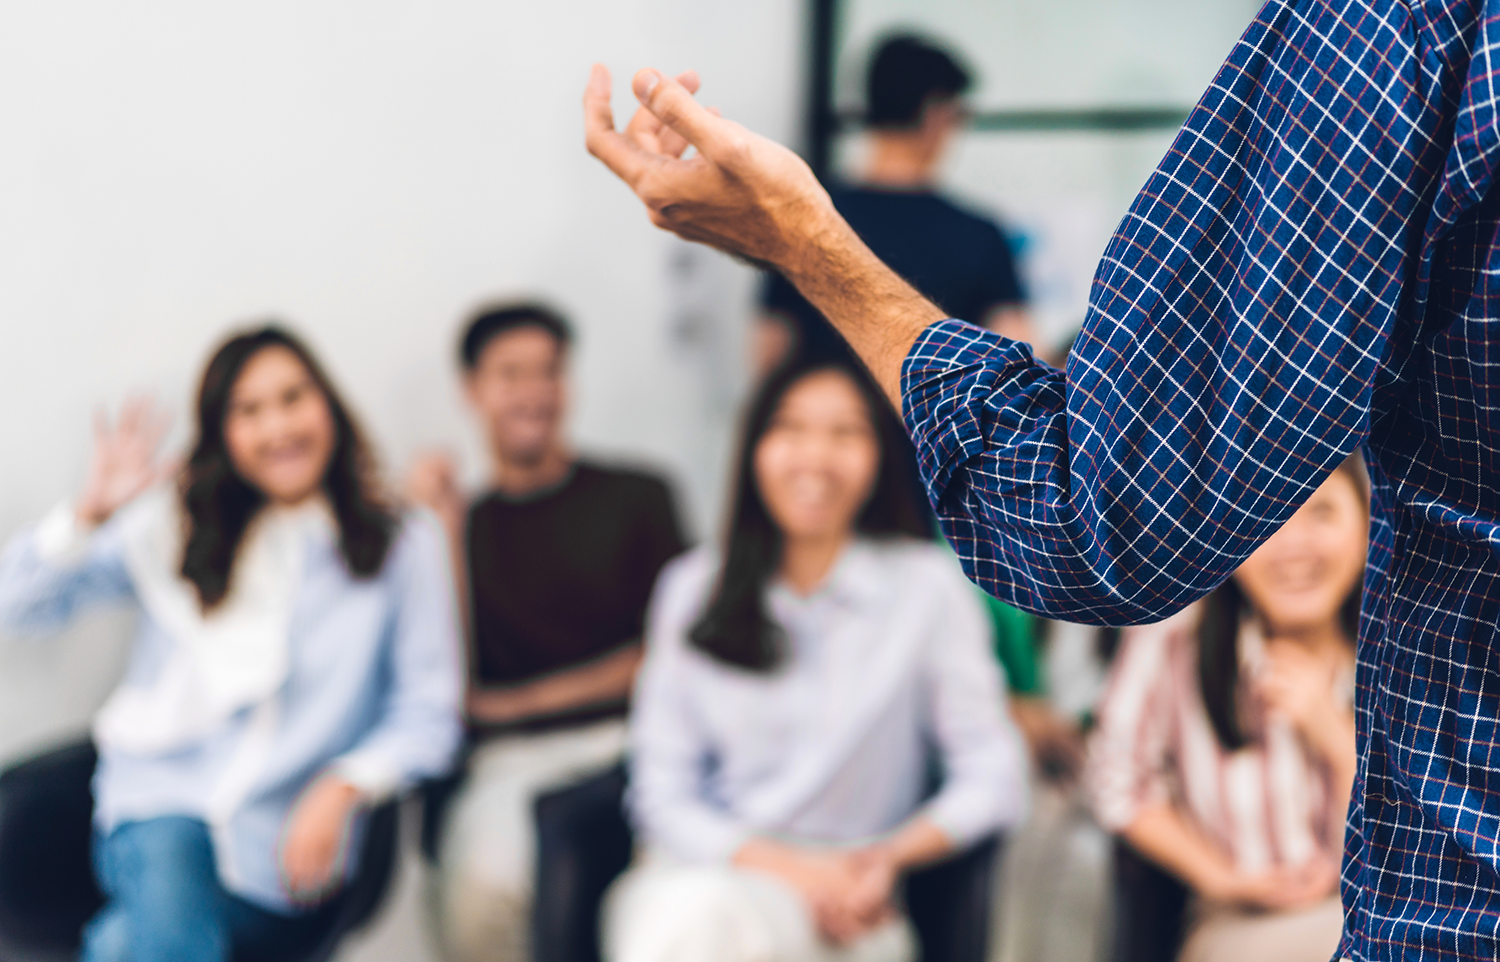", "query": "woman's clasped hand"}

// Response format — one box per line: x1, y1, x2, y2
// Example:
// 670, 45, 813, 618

734, 839, 899, 946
